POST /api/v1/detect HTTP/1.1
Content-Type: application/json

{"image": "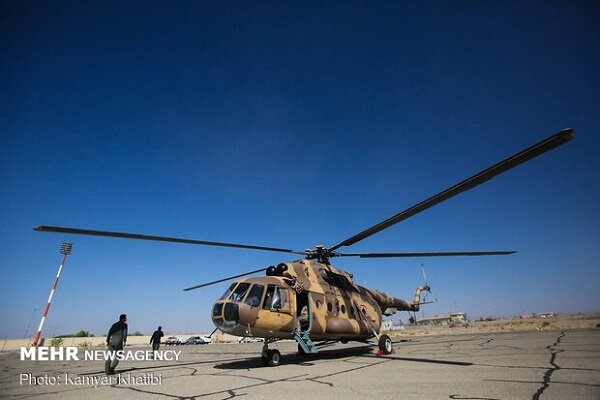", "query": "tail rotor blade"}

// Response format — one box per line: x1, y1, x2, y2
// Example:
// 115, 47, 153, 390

420, 263, 429, 286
